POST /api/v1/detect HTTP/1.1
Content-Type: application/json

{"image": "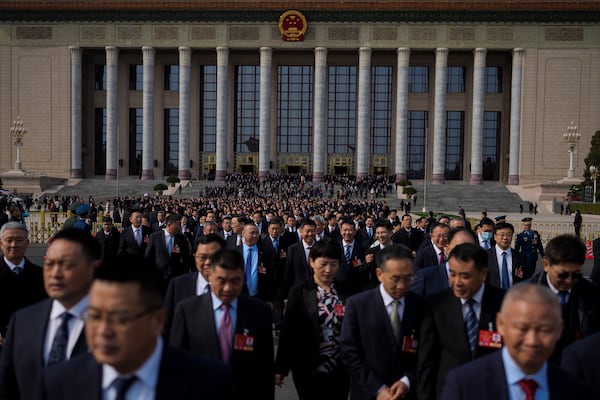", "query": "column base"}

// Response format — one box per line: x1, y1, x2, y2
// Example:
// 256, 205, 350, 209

395, 173, 407, 182
105, 169, 117, 180
70, 169, 83, 179
258, 170, 269, 182
141, 169, 155, 180
431, 173, 445, 184
215, 170, 227, 182
508, 175, 519, 185
469, 174, 483, 185
356, 172, 368, 181
313, 171, 324, 183
178, 170, 191, 180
